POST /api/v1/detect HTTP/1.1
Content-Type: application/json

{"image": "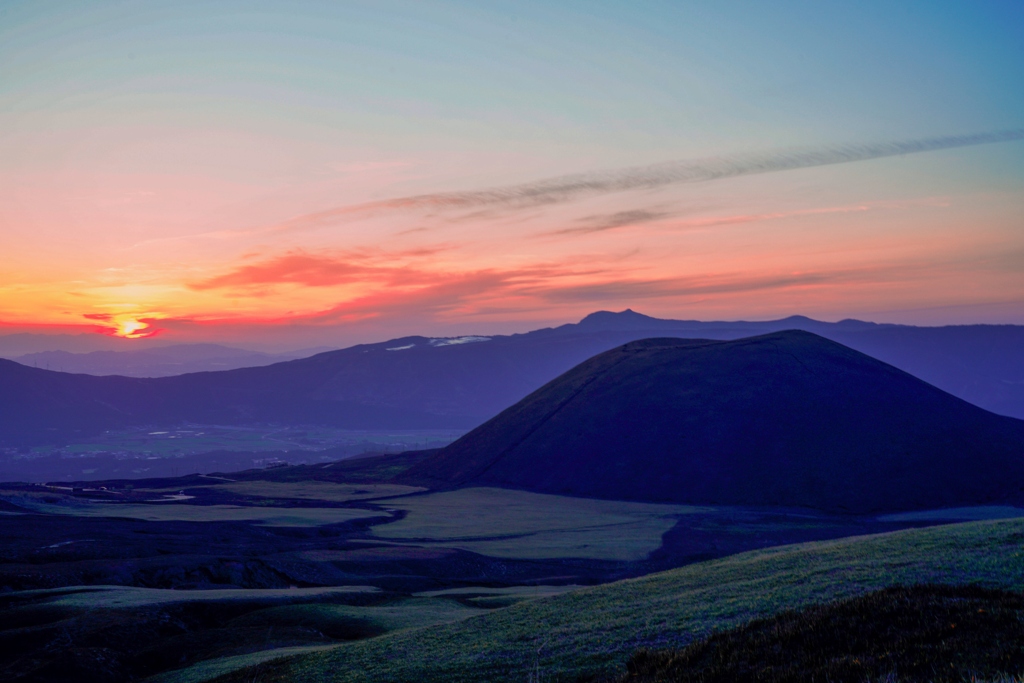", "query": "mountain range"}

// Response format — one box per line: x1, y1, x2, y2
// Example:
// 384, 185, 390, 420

2, 310, 1024, 446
